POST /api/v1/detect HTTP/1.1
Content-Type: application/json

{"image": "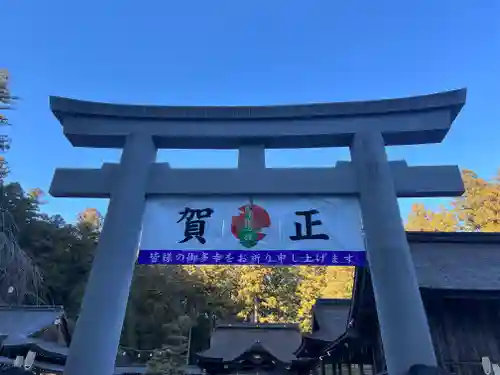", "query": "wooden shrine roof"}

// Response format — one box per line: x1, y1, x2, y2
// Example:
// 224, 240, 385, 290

307, 299, 350, 342
197, 323, 303, 364
0, 305, 70, 360
1, 335, 68, 358
304, 232, 500, 357
407, 232, 500, 291
0, 305, 147, 374
295, 299, 351, 358
0, 305, 64, 337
